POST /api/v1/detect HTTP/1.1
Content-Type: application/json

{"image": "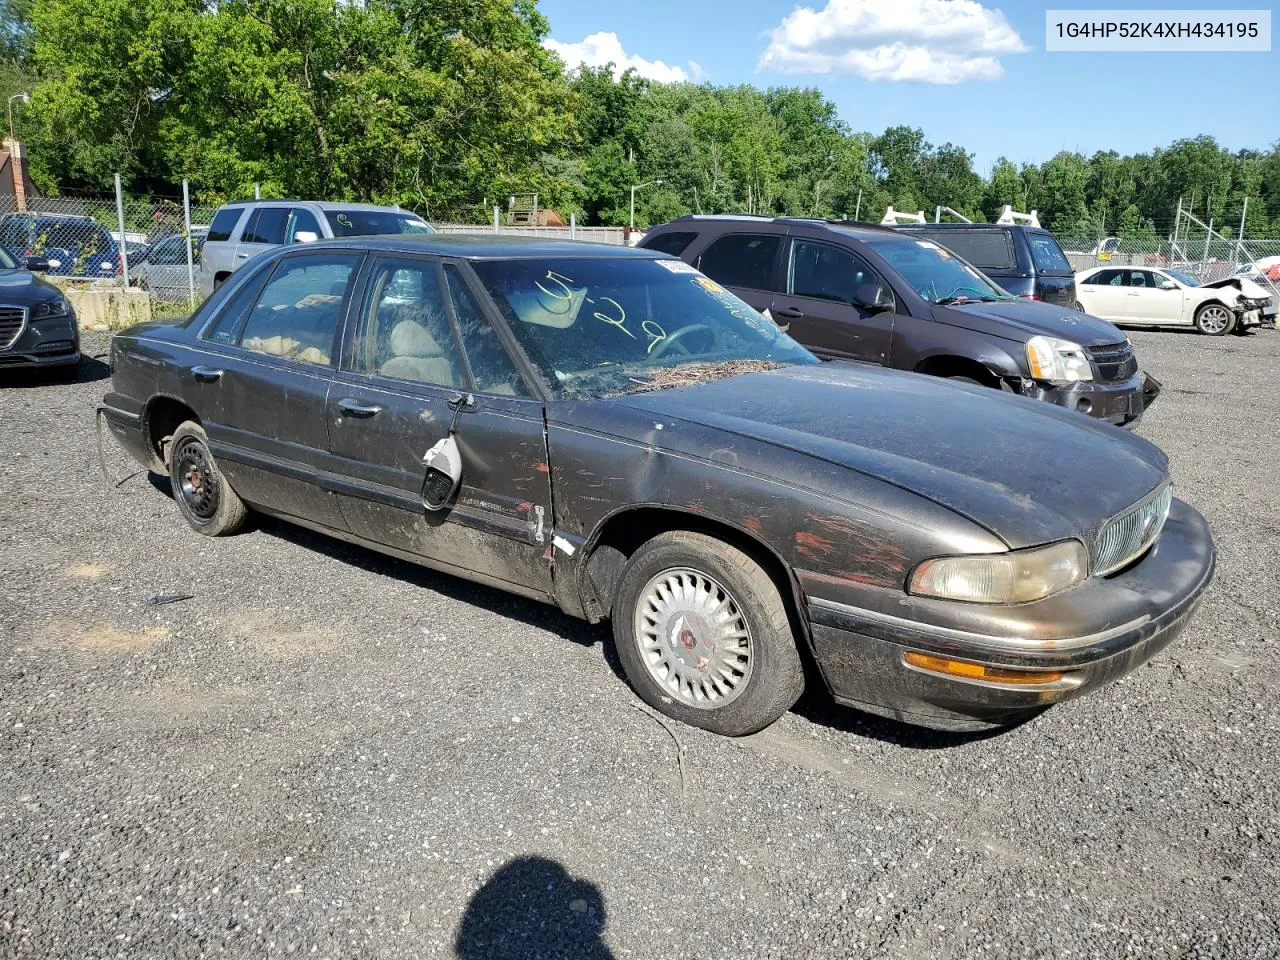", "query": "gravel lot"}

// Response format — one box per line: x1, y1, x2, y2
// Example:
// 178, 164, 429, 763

2, 329, 1278, 959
